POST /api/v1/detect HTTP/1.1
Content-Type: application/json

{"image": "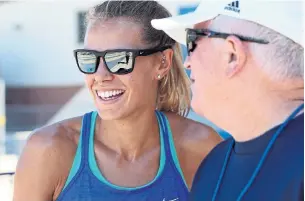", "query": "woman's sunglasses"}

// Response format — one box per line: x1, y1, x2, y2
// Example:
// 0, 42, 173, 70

73, 46, 171, 75
186, 28, 269, 56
